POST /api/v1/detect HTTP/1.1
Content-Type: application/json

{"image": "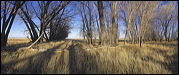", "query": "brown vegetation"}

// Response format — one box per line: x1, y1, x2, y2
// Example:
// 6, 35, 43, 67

1, 39, 178, 74
1, 1, 178, 74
